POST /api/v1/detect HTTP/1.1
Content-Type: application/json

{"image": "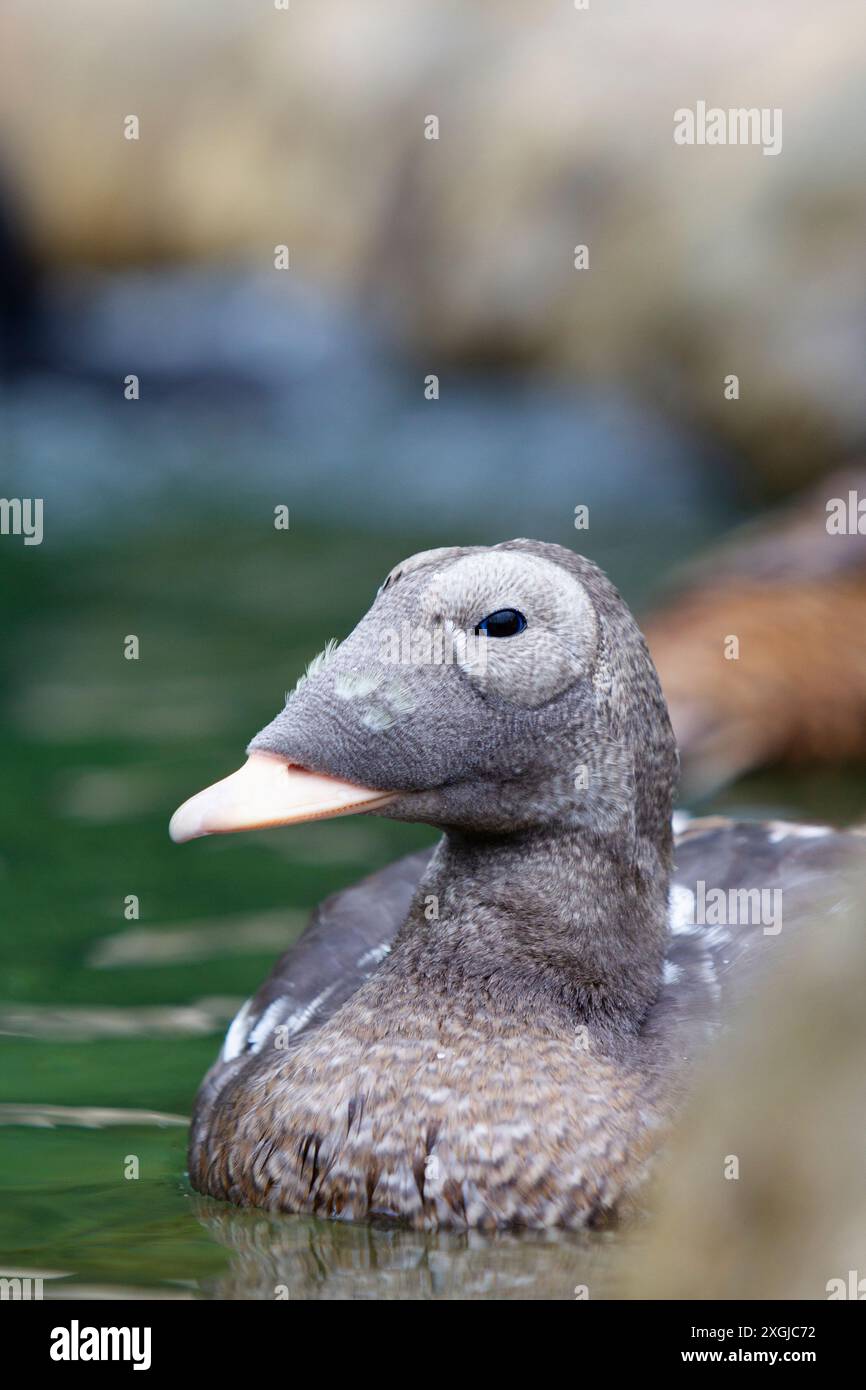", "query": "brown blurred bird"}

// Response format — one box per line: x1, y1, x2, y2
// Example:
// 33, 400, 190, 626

645, 468, 866, 797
